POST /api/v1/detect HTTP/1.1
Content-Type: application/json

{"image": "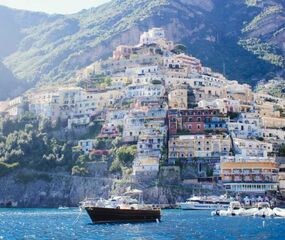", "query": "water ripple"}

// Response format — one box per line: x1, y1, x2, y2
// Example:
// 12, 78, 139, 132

0, 209, 284, 239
